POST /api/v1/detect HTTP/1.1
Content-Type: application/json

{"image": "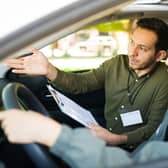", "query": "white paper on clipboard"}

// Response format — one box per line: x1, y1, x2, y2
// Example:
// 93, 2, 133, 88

46, 84, 99, 127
